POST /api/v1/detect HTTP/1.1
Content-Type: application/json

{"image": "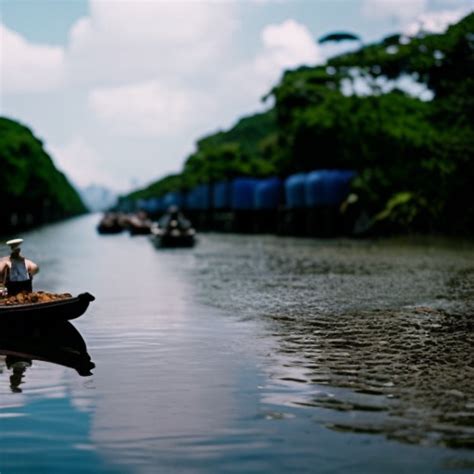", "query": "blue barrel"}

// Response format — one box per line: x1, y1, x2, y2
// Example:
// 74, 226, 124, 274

285, 173, 307, 208
137, 198, 147, 212
323, 170, 356, 205
306, 170, 356, 206
184, 189, 197, 210
305, 170, 328, 207
137, 198, 157, 213
155, 197, 167, 213
255, 177, 282, 210
196, 184, 211, 210
163, 191, 184, 209
140, 197, 163, 213
186, 184, 210, 210
231, 178, 259, 210
213, 181, 231, 209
